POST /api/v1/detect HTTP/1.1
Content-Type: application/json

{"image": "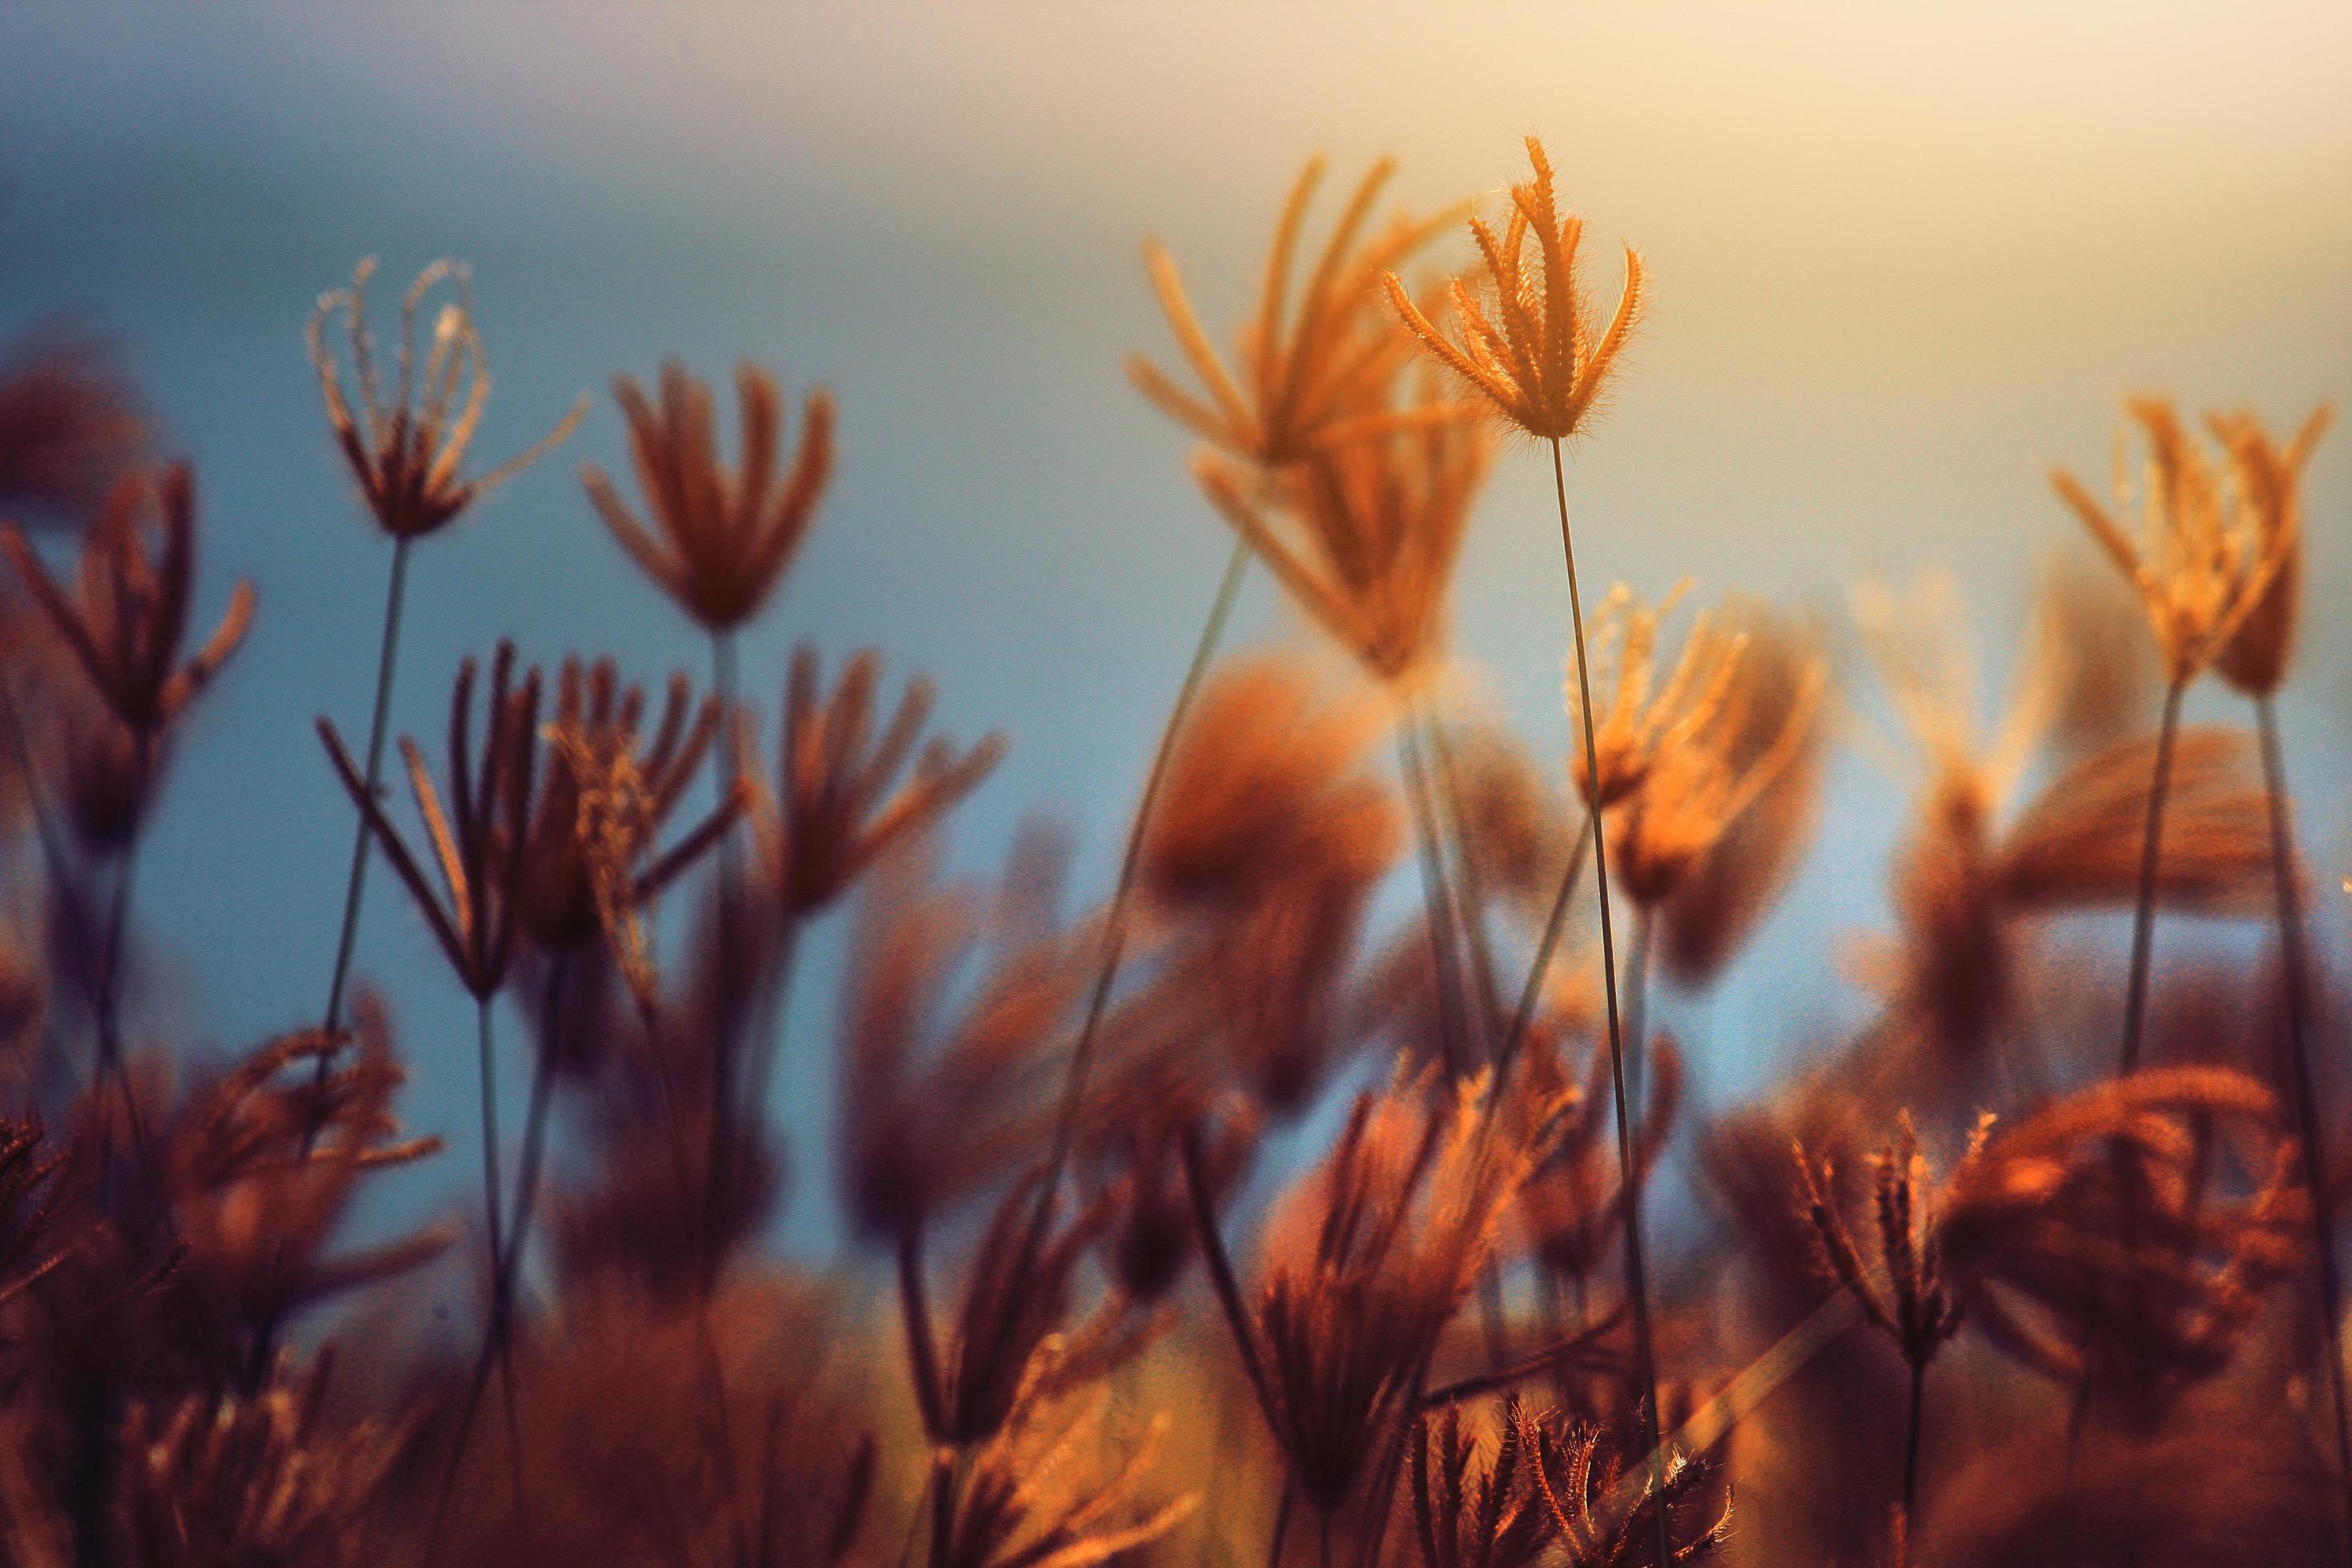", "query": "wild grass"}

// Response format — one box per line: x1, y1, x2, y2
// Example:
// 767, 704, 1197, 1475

0, 134, 2344, 1568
